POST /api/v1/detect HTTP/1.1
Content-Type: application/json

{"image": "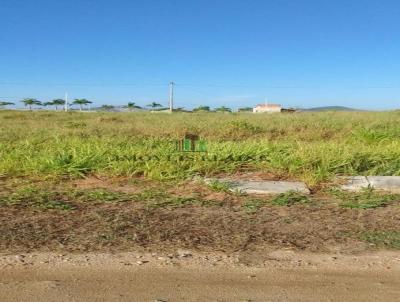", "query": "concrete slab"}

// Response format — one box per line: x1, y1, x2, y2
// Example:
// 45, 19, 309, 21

366, 176, 400, 193
204, 178, 310, 194
340, 176, 370, 191
340, 176, 400, 192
